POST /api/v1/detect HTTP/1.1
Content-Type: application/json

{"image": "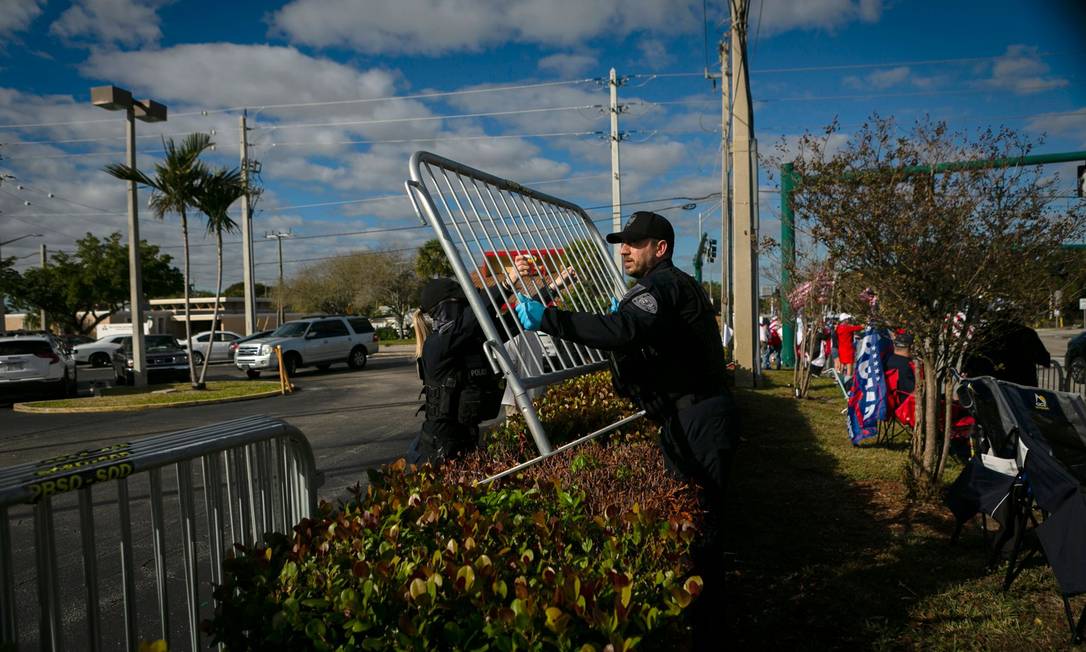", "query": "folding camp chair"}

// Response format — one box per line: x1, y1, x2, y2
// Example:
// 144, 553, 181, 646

877, 365, 913, 443
946, 376, 1086, 642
